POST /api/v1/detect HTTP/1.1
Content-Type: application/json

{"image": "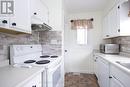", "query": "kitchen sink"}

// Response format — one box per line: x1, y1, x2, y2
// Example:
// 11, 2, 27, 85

116, 61, 130, 69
